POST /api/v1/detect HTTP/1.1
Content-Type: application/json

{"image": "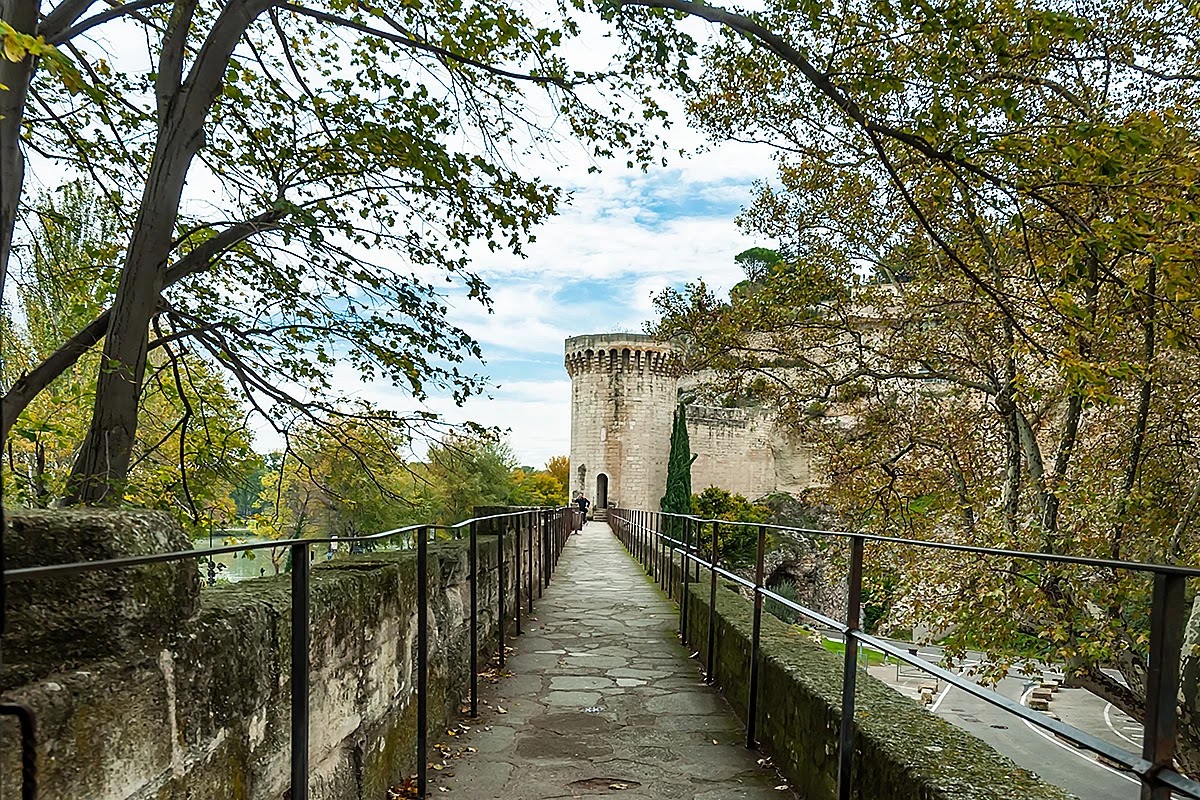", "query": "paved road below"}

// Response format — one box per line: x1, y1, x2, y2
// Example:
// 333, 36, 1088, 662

441, 521, 794, 799
868, 659, 1140, 799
